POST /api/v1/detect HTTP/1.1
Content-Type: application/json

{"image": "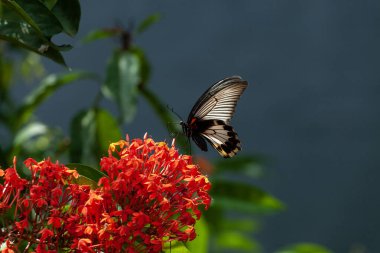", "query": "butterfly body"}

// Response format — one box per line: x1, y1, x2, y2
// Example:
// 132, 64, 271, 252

181, 76, 248, 158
